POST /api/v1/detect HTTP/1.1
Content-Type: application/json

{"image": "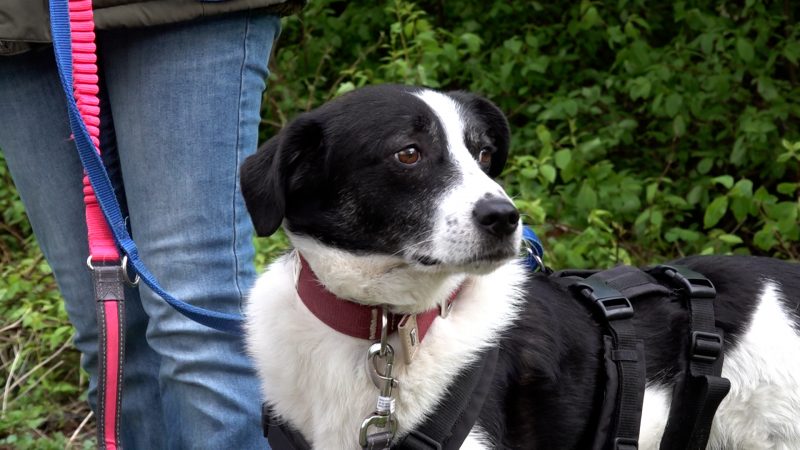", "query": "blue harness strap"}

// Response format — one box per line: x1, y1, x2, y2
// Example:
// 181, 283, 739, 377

49, 0, 243, 334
